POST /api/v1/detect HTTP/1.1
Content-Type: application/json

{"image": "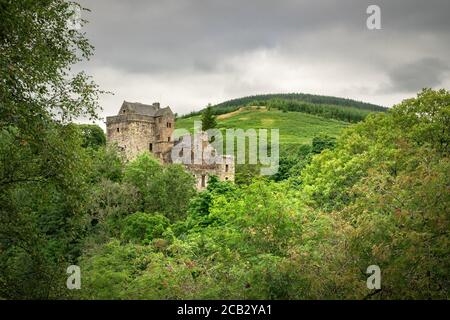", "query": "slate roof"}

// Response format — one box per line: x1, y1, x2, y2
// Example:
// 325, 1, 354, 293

119, 101, 173, 117
119, 101, 157, 116
155, 106, 173, 116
